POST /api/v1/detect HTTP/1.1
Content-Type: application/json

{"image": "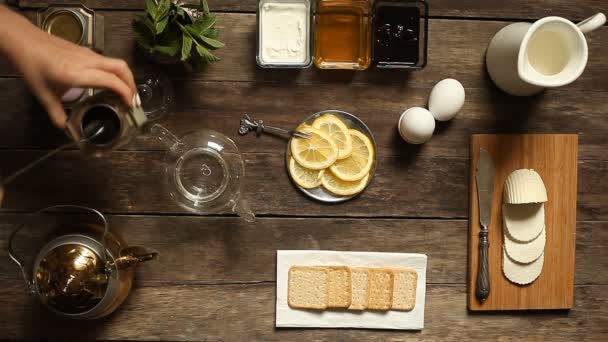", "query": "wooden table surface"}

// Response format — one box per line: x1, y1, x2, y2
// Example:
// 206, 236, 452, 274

1, 0, 607, 340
